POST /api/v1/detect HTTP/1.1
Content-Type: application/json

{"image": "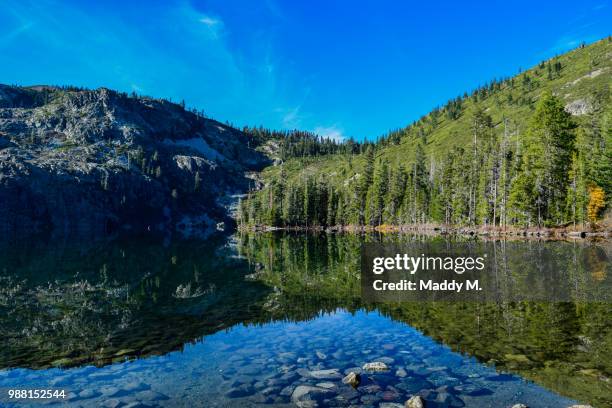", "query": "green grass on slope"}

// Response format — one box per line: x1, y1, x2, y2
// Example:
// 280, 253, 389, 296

260, 38, 611, 187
